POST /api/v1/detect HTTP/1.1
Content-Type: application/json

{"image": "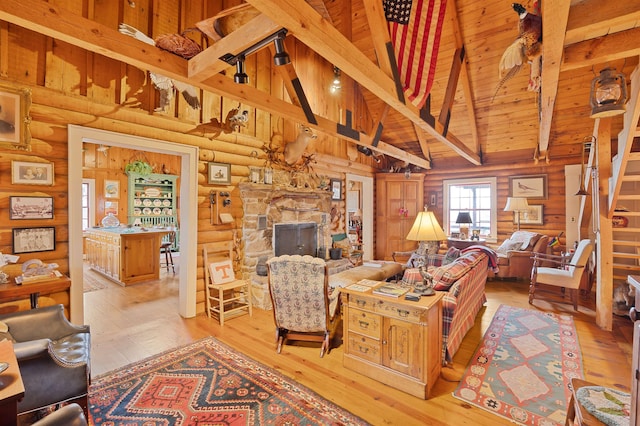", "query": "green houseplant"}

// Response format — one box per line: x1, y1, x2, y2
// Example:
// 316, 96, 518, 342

124, 159, 153, 176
